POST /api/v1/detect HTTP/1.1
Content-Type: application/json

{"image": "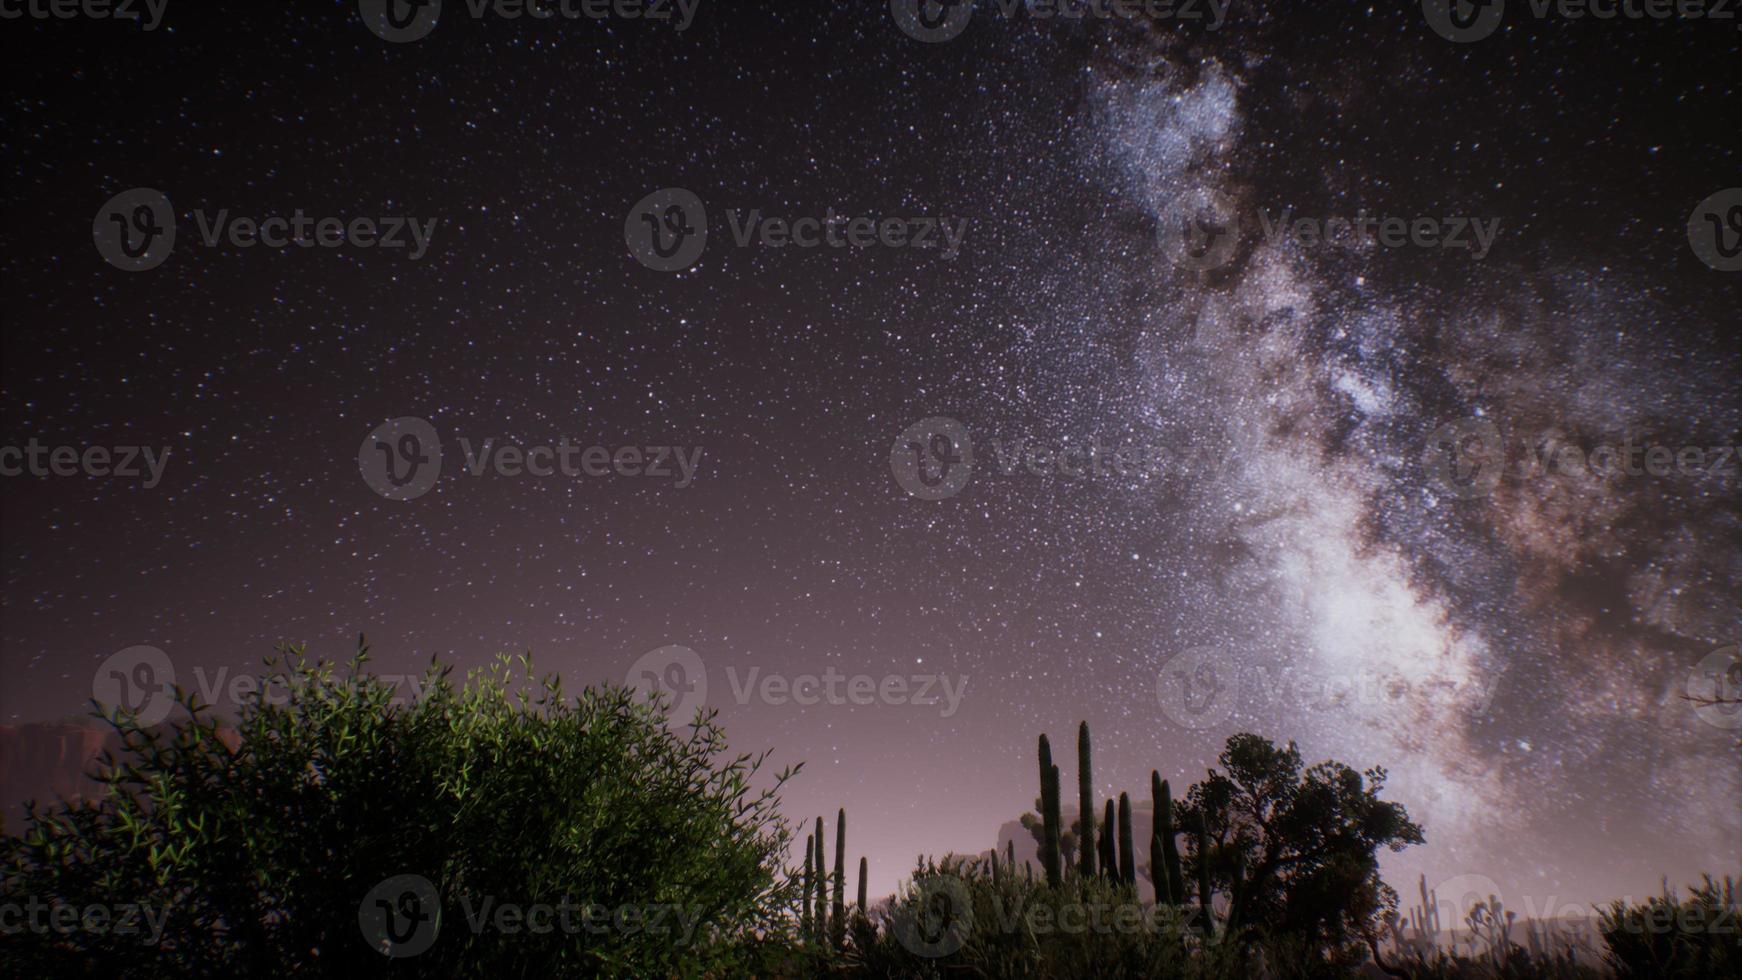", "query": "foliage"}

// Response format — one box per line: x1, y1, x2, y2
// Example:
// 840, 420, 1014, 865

0, 639, 799, 978
1598, 874, 1740, 979
1177, 733, 1424, 963
849, 852, 1243, 980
